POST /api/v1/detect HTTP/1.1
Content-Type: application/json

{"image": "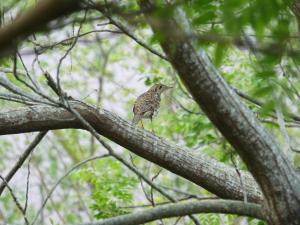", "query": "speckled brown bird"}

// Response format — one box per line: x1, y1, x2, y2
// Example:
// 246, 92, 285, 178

132, 83, 172, 128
